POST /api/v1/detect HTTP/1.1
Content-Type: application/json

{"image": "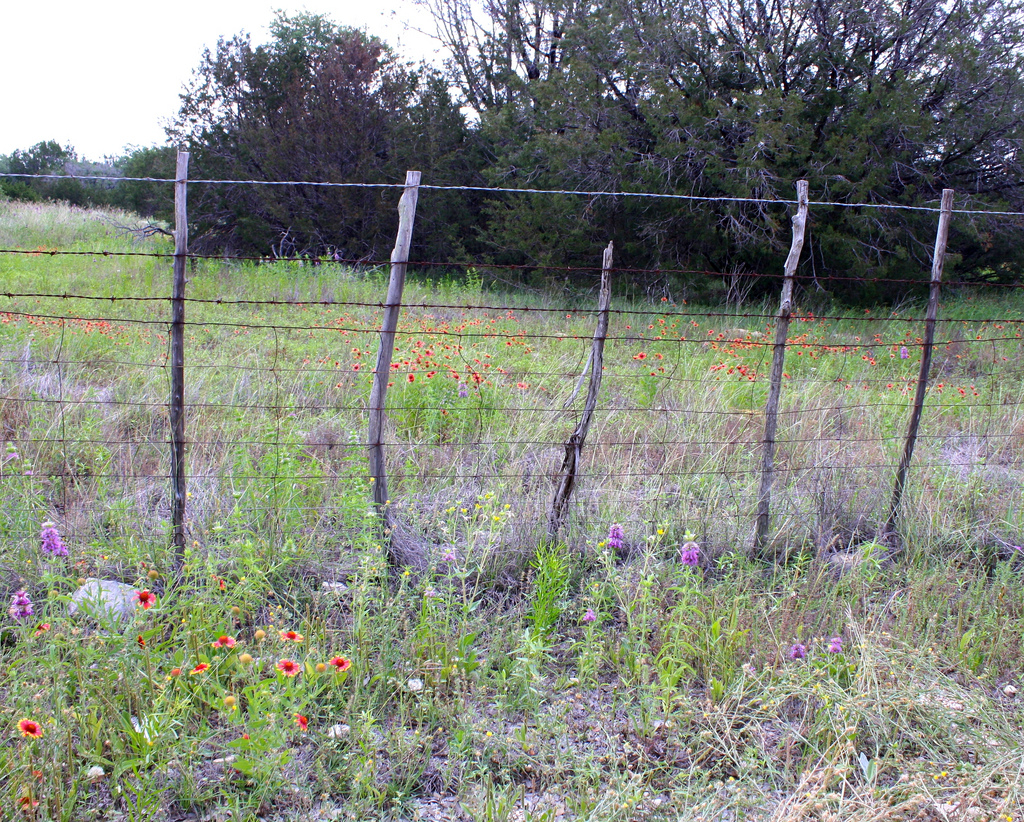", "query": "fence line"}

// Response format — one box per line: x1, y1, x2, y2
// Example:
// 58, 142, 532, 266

3, 165, 1024, 570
